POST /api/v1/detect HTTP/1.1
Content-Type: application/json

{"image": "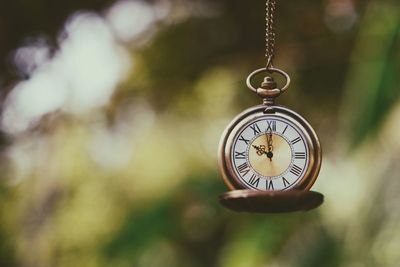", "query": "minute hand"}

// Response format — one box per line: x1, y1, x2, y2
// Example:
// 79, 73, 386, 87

266, 131, 274, 161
